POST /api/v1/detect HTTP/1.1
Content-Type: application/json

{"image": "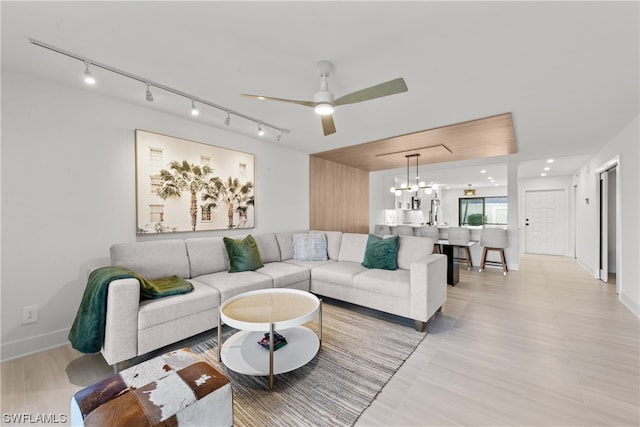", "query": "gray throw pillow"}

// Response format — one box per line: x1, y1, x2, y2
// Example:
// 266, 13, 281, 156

293, 232, 328, 261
